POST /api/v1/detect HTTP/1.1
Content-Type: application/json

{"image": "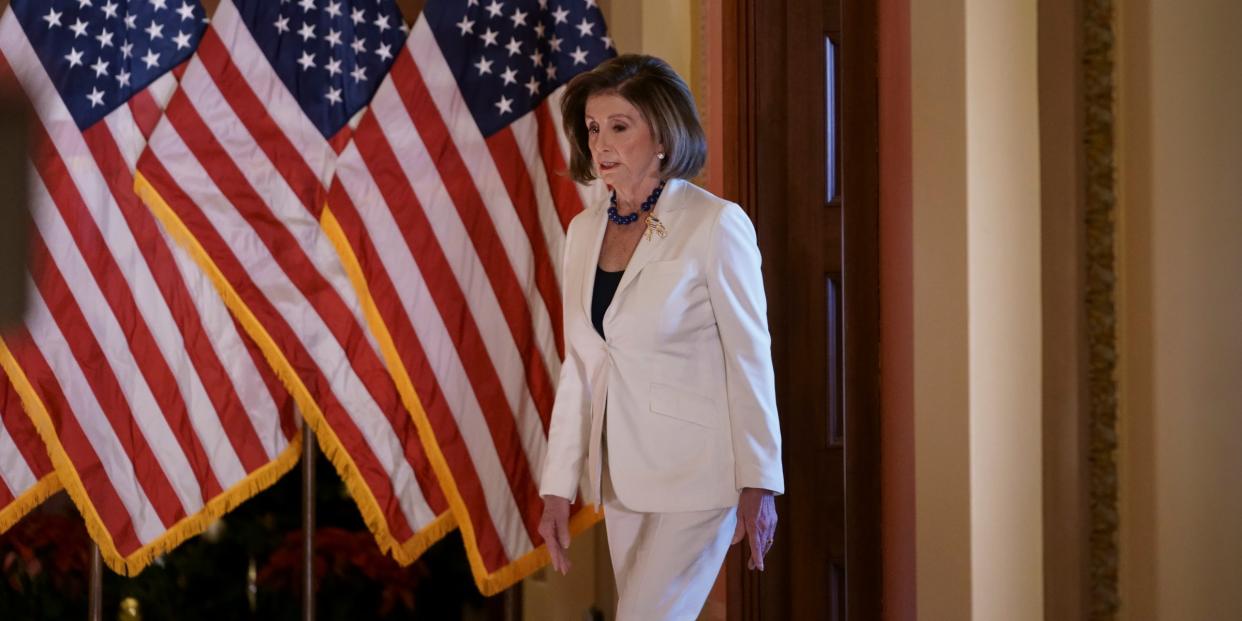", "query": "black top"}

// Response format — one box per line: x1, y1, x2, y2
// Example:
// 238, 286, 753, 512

591, 267, 624, 339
